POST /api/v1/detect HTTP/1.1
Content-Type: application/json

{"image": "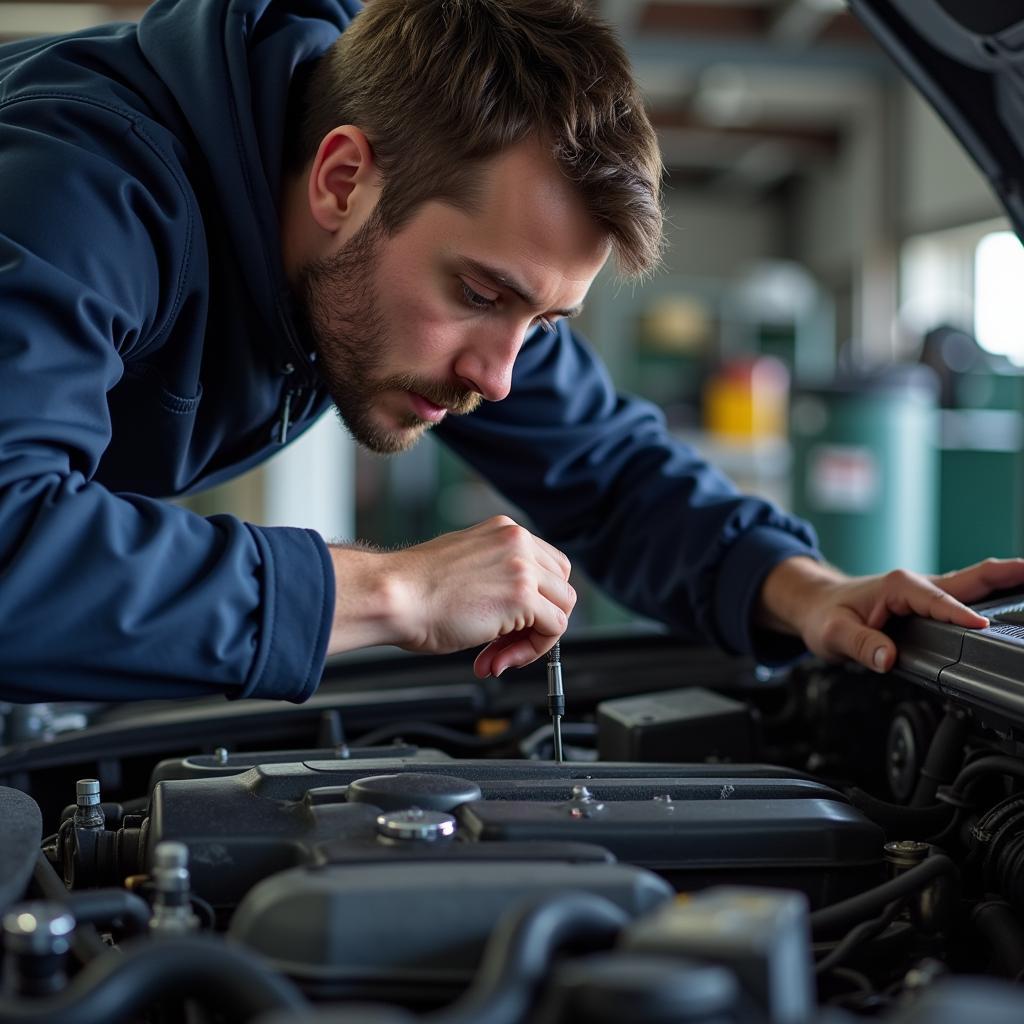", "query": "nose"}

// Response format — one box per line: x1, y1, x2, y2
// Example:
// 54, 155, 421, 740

452, 326, 523, 403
